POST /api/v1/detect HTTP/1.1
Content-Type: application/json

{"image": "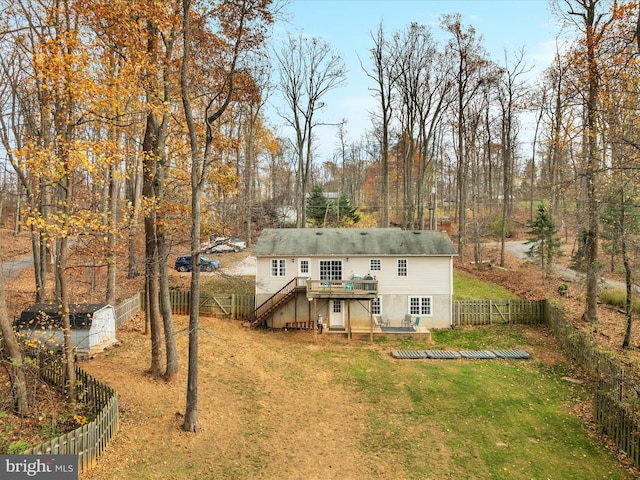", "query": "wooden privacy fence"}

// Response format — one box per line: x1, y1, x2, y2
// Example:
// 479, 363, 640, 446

166, 290, 254, 320
594, 389, 640, 467
23, 359, 118, 474
114, 292, 142, 328
452, 299, 545, 326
